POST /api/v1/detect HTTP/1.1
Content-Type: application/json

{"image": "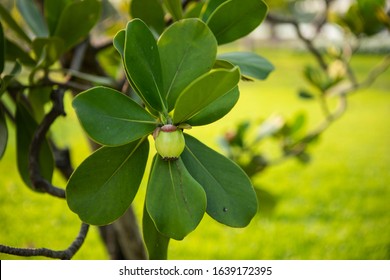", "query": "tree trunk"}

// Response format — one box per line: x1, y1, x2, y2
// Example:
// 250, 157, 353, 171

98, 207, 147, 259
